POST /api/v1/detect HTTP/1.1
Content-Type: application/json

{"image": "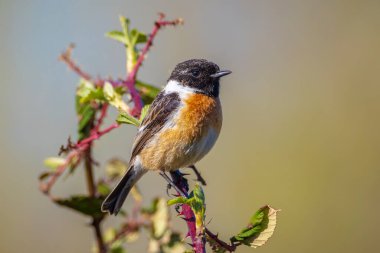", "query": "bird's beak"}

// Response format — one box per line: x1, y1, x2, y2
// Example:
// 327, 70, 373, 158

210, 70, 232, 78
